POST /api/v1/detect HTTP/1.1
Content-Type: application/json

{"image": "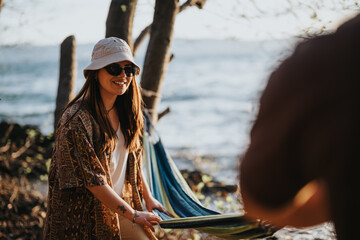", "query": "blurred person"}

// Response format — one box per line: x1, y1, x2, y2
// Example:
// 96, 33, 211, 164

44, 37, 171, 239
240, 14, 360, 240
